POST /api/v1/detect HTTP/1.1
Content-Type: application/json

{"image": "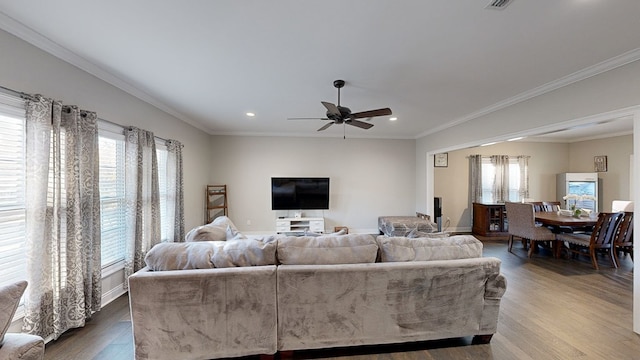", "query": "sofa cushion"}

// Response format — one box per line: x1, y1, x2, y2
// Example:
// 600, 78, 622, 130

376, 235, 483, 262
145, 237, 277, 271
277, 234, 378, 265
145, 242, 216, 270
0, 280, 27, 348
406, 229, 451, 239
212, 236, 277, 268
